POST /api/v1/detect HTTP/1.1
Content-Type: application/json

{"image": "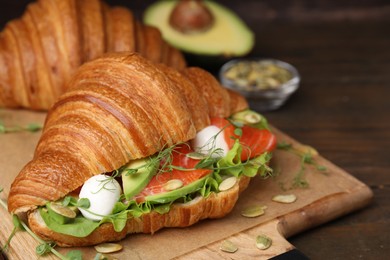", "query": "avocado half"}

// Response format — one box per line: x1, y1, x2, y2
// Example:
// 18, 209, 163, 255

143, 0, 255, 67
